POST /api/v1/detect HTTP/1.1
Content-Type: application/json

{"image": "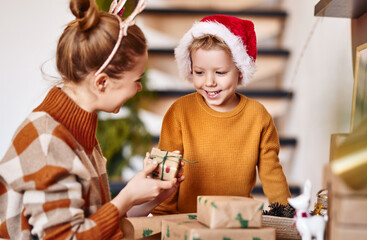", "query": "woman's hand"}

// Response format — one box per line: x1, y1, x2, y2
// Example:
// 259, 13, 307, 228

154, 158, 185, 203
126, 151, 185, 217
125, 153, 178, 204
112, 152, 184, 217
